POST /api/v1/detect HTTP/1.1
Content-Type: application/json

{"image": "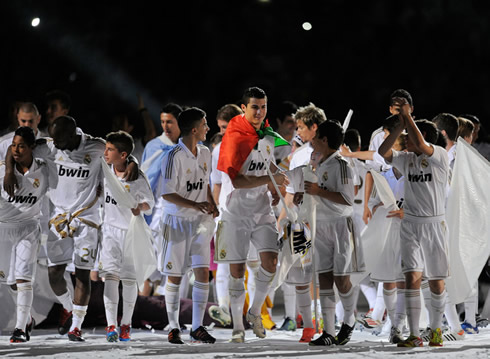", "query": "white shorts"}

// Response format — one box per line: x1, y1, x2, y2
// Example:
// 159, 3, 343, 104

371, 218, 404, 282
315, 216, 365, 276
215, 215, 279, 264
99, 225, 136, 280
400, 214, 449, 280
285, 254, 313, 286
159, 214, 212, 277
47, 217, 101, 270
0, 221, 41, 285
